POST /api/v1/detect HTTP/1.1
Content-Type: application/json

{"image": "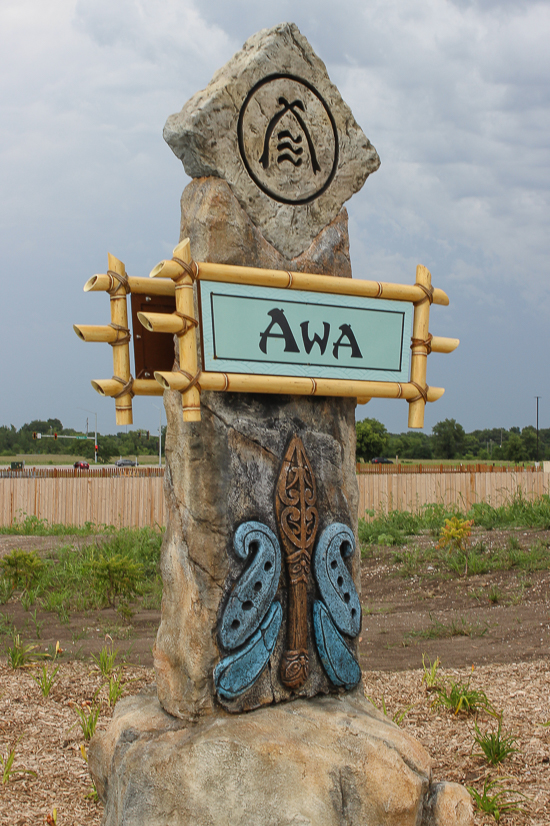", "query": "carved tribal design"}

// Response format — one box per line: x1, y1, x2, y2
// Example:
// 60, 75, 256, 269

214, 522, 282, 700
276, 435, 318, 689
214, 434, 361, 703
